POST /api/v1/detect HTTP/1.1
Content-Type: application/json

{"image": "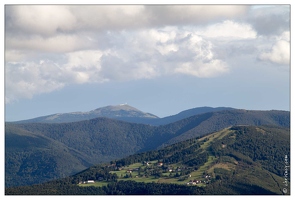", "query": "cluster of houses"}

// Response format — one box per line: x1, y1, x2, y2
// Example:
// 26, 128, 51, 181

186, 174, 211, 185
110, 161, 213, 187
186, 180, 201, 185
78, 161, 214, 187
186, 179, 209, 185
